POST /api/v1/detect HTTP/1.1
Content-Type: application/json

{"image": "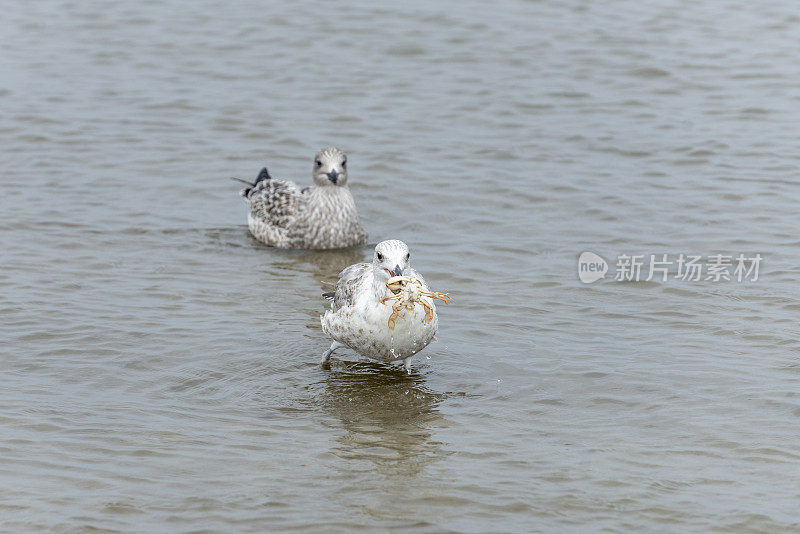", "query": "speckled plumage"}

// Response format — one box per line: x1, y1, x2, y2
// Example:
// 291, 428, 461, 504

240, 147, 367, 249
320, 240, 439, 372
